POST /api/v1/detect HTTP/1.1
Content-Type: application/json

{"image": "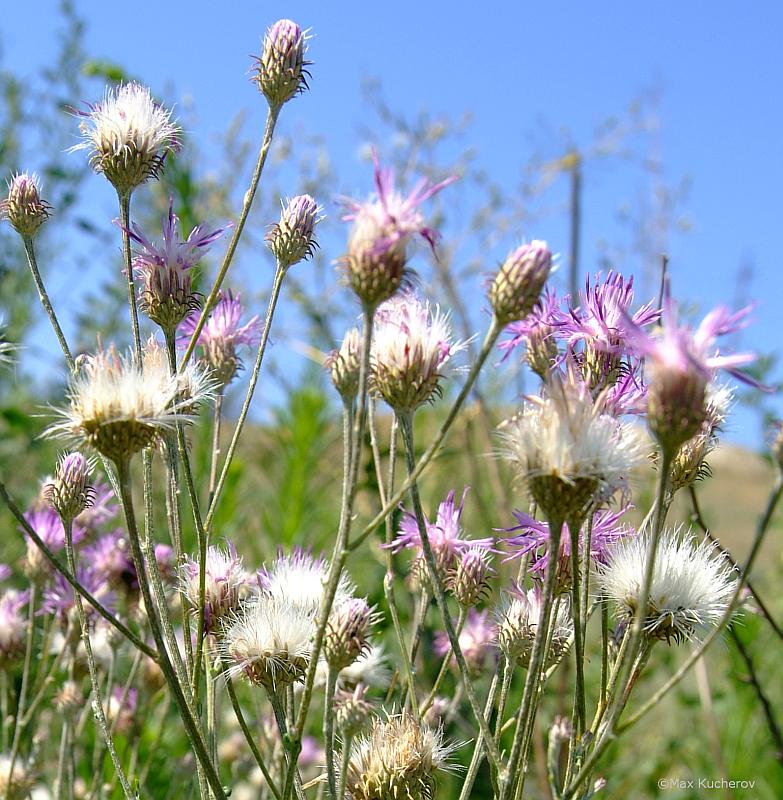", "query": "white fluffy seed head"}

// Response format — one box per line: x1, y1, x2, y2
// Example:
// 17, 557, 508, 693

500, 377, 649, 519
596, 527, 738, 644
47, 339, 211, 462
340, 710, 457, 800
71, 82, 180, 194
222, 598, 314, 690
